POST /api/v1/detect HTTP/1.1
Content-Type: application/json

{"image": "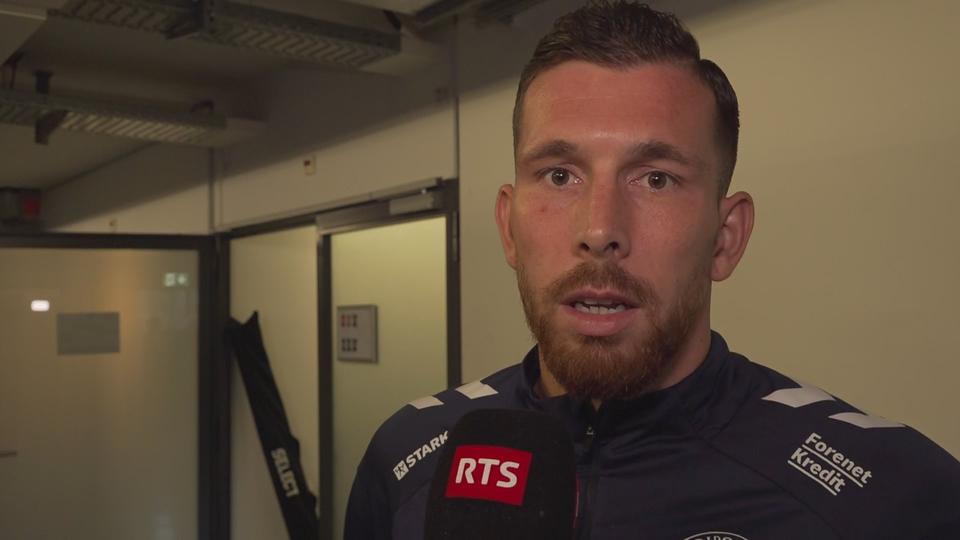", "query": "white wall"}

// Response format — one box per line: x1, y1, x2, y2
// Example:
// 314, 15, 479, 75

700, 0, 960, 455
44, 144, 210, 234
214, 61, 457, 228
